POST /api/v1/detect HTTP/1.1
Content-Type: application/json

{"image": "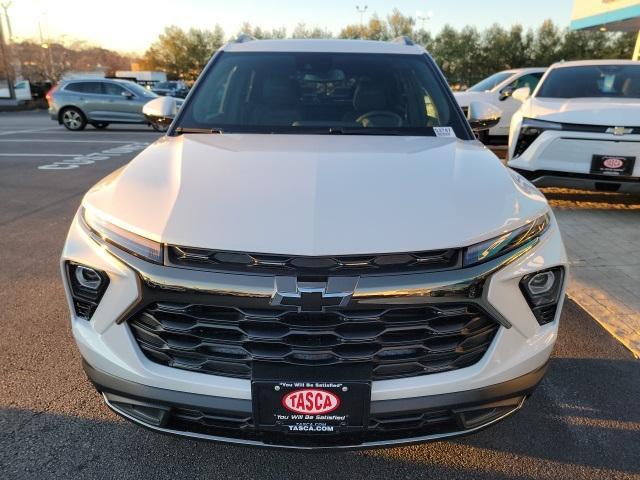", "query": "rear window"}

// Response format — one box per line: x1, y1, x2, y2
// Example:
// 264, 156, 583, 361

176, 51, 469, 137
537, 65, 640, 99
65, 82, 103, 94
